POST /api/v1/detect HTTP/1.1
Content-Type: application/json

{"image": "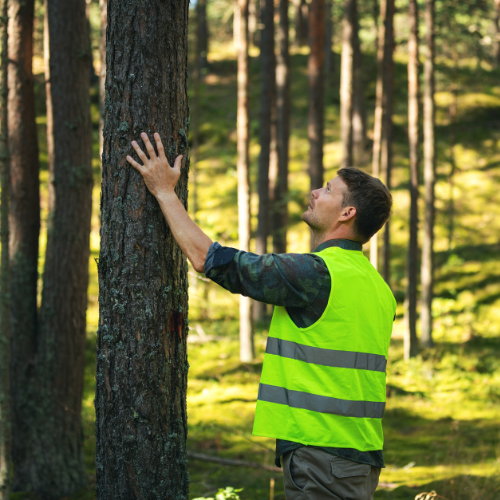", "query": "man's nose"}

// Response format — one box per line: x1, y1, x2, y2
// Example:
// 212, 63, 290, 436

311, 189, 320, 199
